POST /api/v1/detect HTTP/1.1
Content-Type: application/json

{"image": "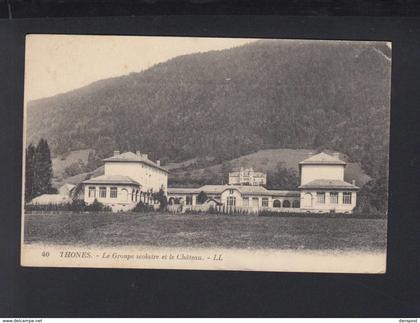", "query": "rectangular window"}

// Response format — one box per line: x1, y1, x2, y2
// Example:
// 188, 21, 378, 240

317, 192, 325, 204
186, 195, 192, 205
243, 198, 249, 207
330, 192, 338, 204
99, 187, 107, 198
227, 196, 236, 207
343, 192, 352, 204
252, 197, 259, 207
262, 198, 269, 207
88, 187, 96, 198
110, 187, 117, 198
229, 189, 234, 194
